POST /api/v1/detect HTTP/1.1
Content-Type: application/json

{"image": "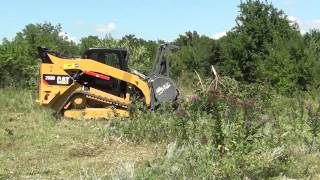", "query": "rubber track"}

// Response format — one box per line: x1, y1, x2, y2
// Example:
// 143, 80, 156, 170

82, 91, 129, 109
56, 91, 128, 116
